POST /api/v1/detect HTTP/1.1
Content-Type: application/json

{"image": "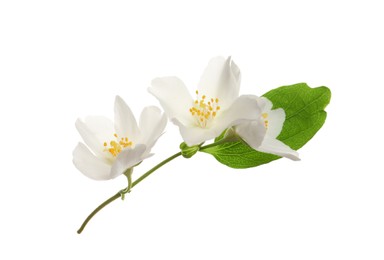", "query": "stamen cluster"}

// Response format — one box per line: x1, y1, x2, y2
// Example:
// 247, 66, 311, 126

104, 133, 133, 157
189, 90, 220, 128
